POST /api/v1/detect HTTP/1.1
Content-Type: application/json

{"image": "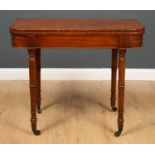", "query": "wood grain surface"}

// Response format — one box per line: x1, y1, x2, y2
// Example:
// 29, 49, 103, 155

10, 19, 144, 33
10, 19, 145, 48
0, 80, 154, 144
